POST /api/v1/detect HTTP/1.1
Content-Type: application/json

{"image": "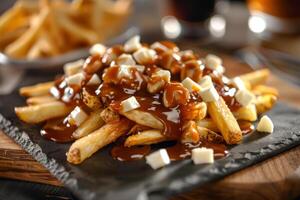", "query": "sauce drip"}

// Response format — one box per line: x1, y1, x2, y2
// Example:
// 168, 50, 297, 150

166, 141, 227, 161
111, 145, 151, 161
40, 118, 76, 143
111, 141, 227, 162
239, 121, 255, 135
106, 86, 183, 138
